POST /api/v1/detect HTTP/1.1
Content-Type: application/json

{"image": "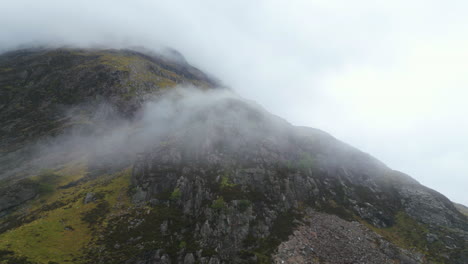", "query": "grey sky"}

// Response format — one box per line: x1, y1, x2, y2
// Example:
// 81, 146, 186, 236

1, 0, 467, 204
